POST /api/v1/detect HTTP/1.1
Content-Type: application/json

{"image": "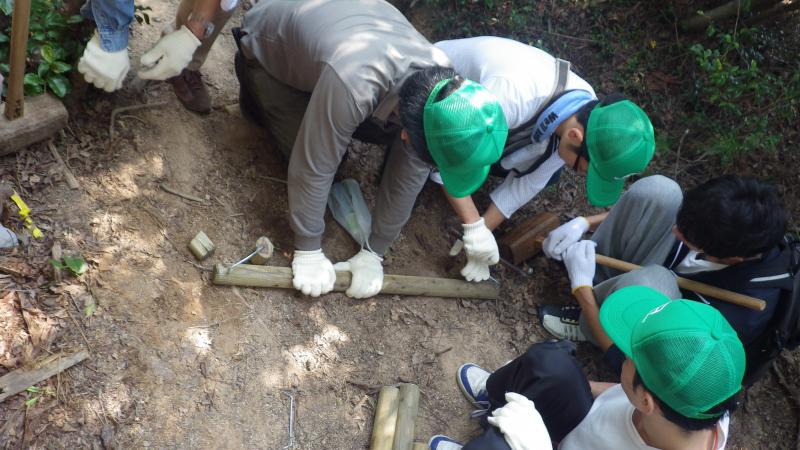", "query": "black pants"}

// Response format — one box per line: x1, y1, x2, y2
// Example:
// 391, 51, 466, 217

462, 341, 594, 450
